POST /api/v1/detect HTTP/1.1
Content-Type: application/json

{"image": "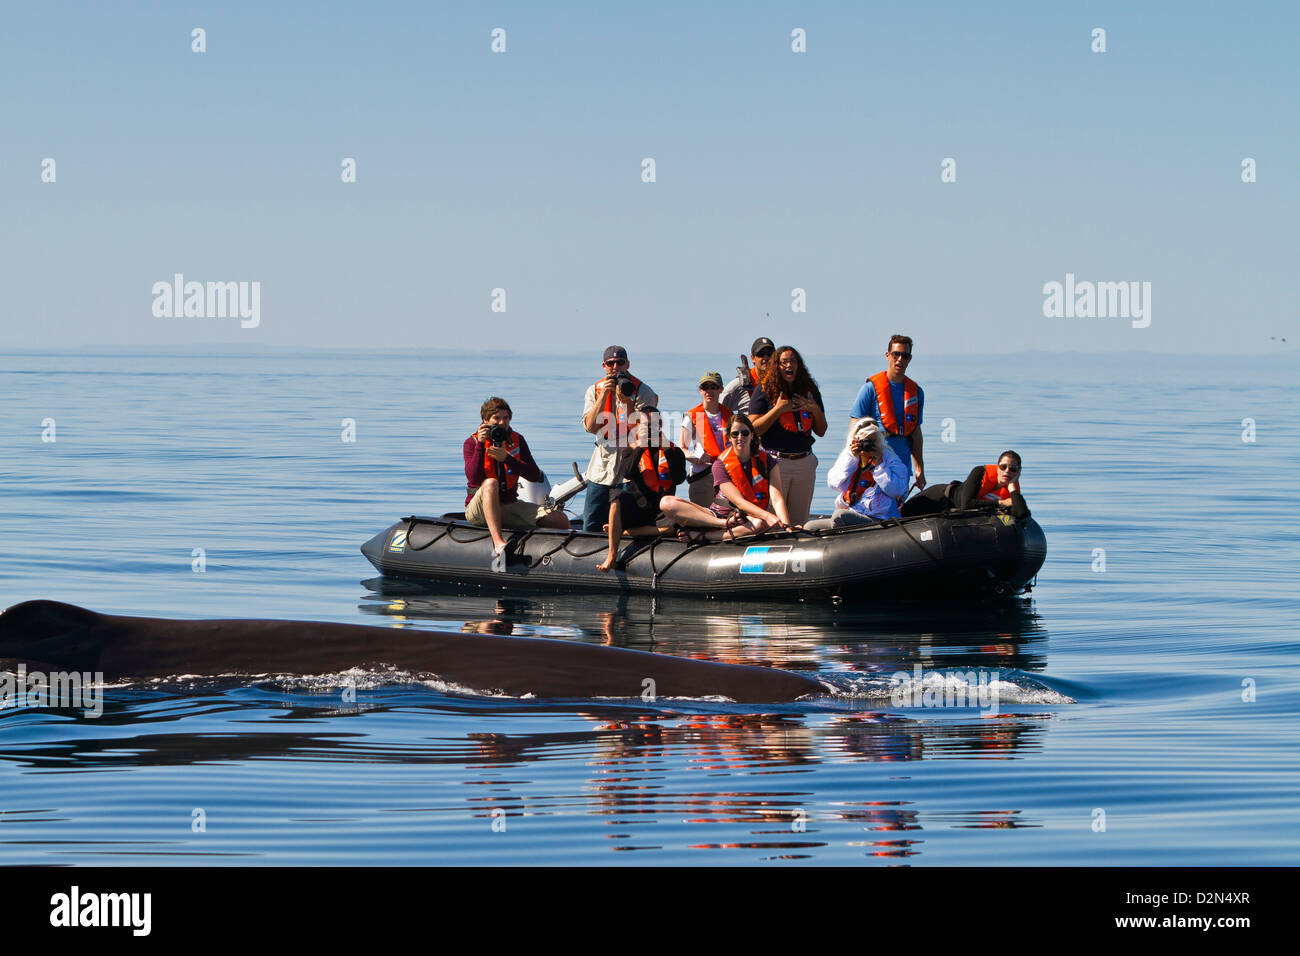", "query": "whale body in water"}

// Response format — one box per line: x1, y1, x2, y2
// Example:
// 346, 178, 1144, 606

0, 600, 825, 703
